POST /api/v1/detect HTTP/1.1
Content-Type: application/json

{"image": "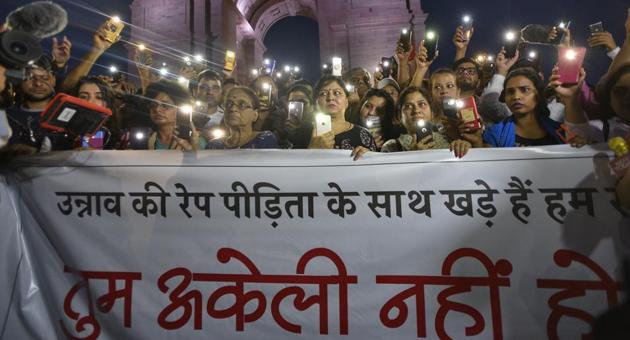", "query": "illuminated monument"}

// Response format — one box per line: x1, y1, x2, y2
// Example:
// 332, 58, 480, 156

130, 0, 426, 80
